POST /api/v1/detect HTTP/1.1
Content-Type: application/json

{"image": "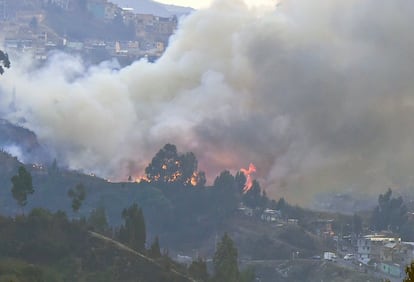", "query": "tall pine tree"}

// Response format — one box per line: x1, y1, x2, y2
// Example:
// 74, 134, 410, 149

11, 166, 34, 214
68, 183, 86, 213
189, 257, 209, 282
148, 236, 161, 258
213, 233, 240, 282
118, 203, 146, 251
